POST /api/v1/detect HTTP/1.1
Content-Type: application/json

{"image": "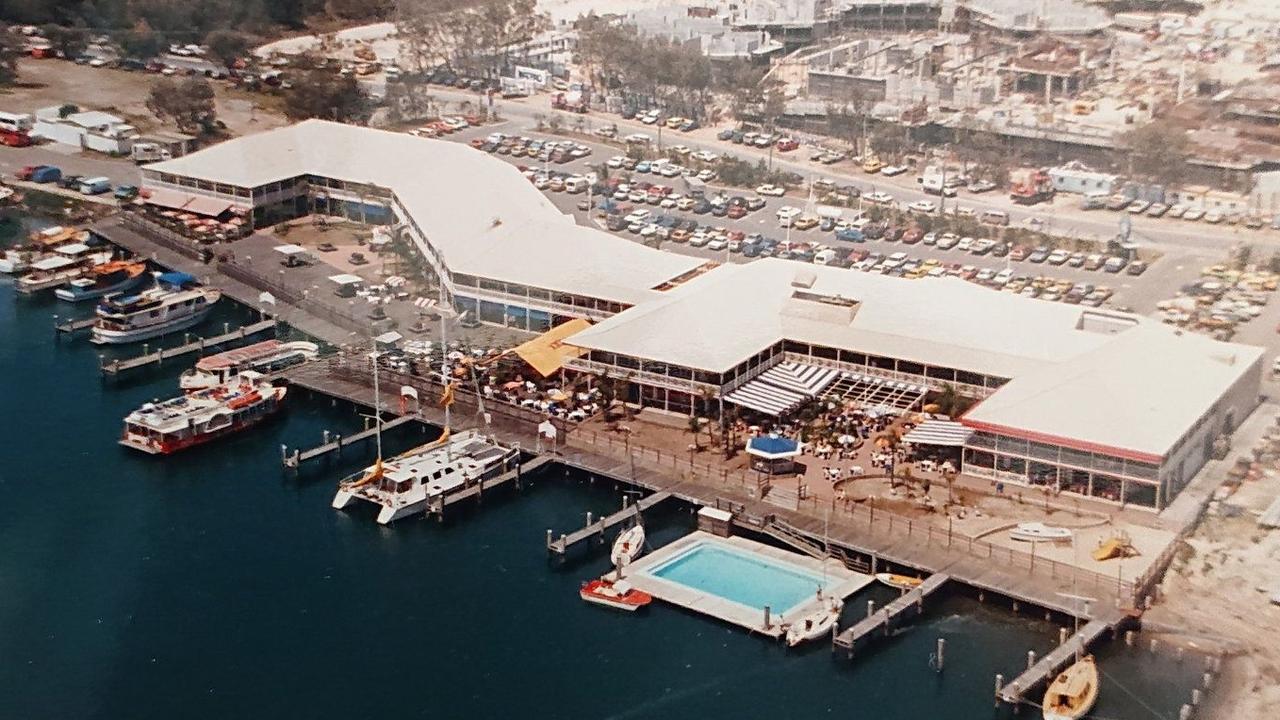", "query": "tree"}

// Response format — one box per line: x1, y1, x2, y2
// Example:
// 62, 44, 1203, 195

686, 415, 702, 450
0, 25, 21, 86
283, 70, 372, 124
1118, 119, 1191, 186
205, 29, 252, 68
119, 23, 164, 60
147, 77, 218, 134
42, 24, 88, 59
